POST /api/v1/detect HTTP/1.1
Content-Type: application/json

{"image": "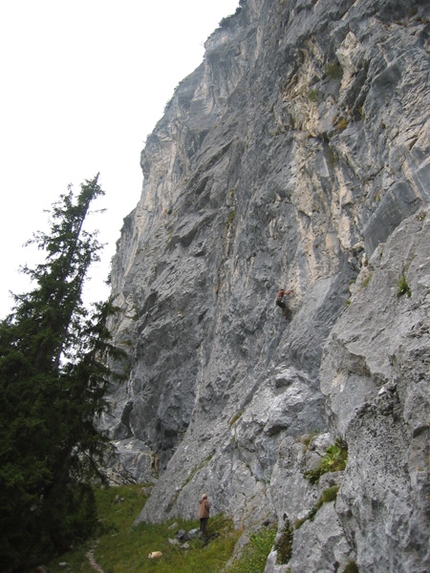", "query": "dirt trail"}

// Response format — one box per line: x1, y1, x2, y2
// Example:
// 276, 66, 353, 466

86, 541, 105, 573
